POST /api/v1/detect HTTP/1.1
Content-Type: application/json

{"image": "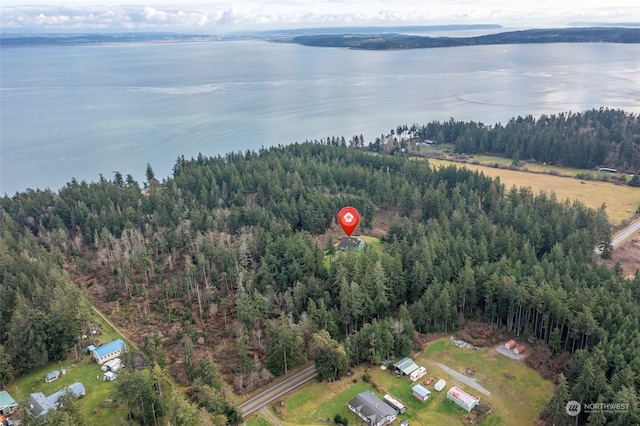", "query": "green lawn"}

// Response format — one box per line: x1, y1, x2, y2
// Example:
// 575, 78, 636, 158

6, 311, 132, 423
324, 235, 383, 269
271, 336, 552, 426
